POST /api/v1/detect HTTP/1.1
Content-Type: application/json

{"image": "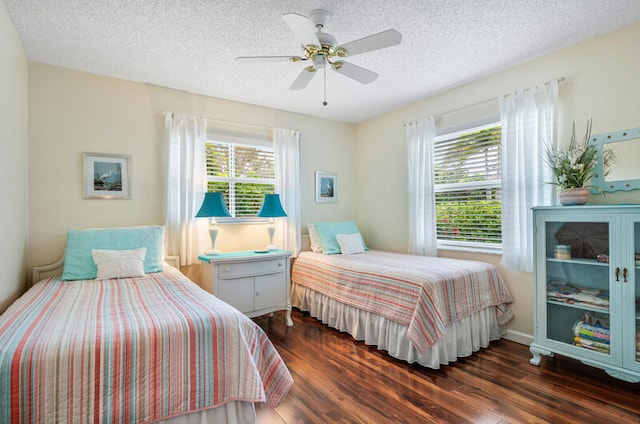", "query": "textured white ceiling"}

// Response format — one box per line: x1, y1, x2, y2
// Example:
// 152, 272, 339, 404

5, 0, 640, 123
